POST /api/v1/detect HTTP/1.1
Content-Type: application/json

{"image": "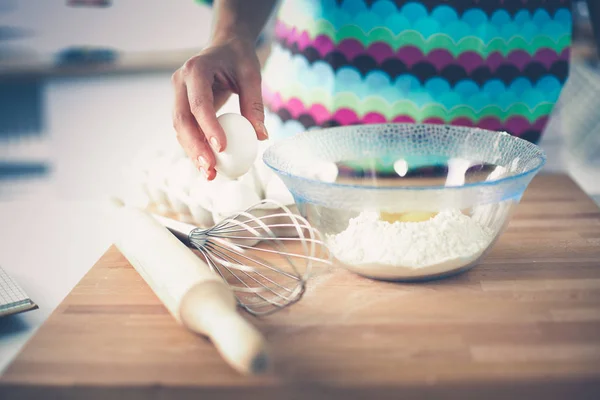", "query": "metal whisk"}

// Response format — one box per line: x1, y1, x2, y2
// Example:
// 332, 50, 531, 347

153, 200, 331, 316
